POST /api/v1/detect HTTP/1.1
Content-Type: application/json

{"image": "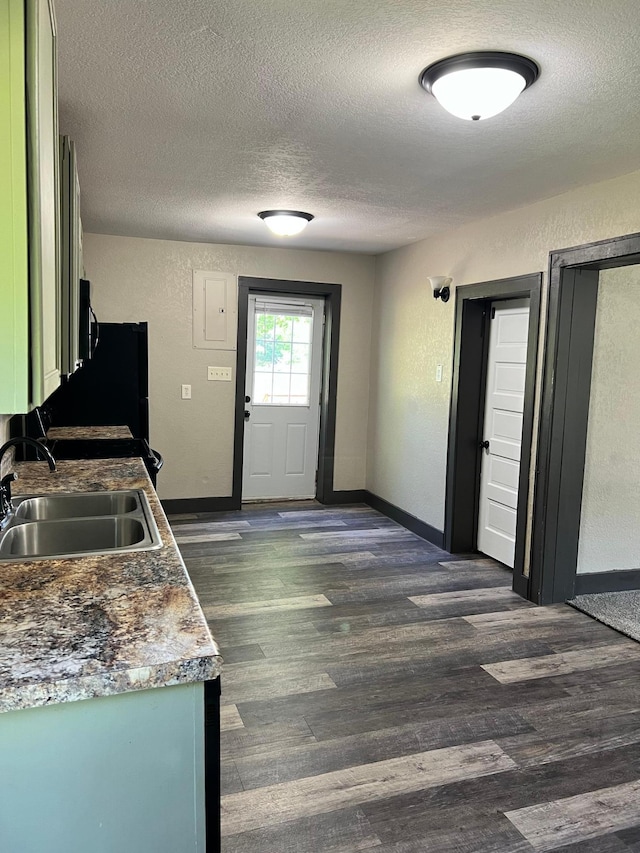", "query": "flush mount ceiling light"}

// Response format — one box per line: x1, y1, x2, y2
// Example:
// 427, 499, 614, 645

258, 210, 314, 237
419, 51, 539, 121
